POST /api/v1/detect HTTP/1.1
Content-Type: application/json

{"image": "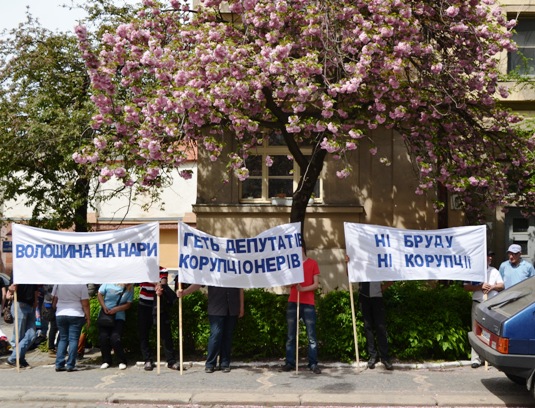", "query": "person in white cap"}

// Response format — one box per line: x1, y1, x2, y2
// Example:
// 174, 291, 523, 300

499, 244, 535, 289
